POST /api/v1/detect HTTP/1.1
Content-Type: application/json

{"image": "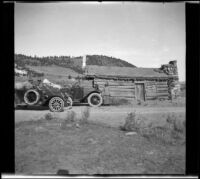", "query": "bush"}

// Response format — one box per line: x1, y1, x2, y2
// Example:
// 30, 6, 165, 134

80, 107, 90, 124
120, 112, 144, 132
44, 113, 54, 120
166, 113, 185, 133
140, 113, 185, 145
60, 111, 77, 130
66, 111, 76, 122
